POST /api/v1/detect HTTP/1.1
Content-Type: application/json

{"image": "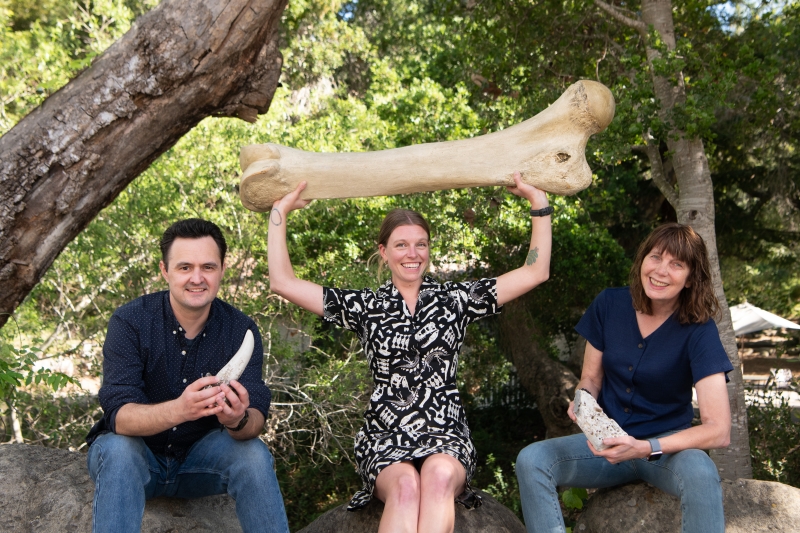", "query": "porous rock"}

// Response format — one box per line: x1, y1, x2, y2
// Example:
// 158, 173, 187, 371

297, 491, 525, 533
0, 443, 240, 532
573, 389, 627, 451
575, 478, 800, 532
